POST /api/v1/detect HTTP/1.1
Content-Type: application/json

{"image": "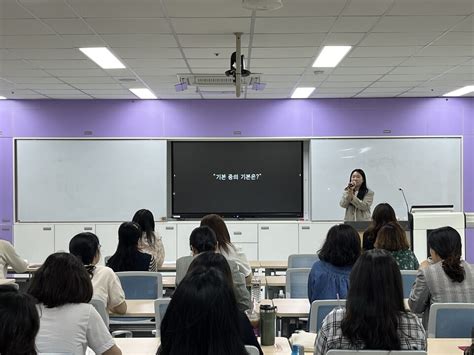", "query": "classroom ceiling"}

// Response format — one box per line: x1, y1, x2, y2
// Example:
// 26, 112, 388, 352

0, 0, 473, 100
